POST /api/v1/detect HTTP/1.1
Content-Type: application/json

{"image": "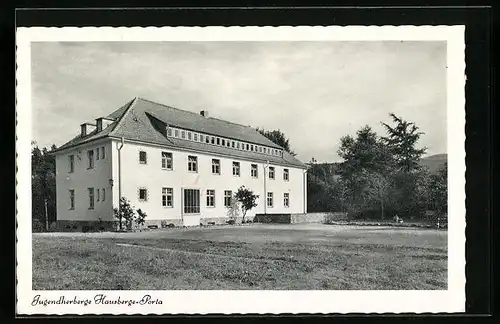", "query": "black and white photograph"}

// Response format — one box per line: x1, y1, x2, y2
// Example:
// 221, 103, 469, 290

16, 26, 465, 314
